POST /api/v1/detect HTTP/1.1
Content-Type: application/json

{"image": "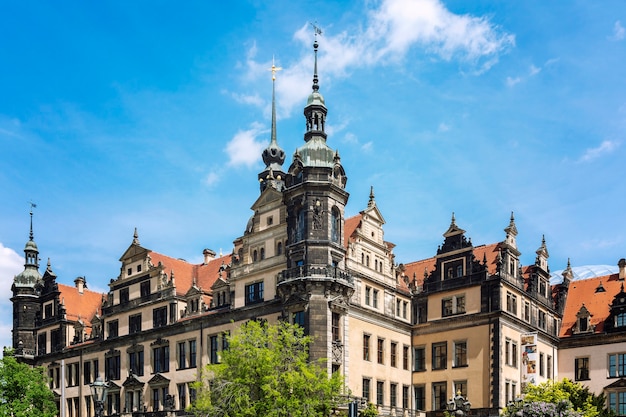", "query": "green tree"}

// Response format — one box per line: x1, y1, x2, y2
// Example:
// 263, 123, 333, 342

190, 320, 344, 417
359, 402, 378, 417
0, 349, 57, 417
502, 379, 613, 417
